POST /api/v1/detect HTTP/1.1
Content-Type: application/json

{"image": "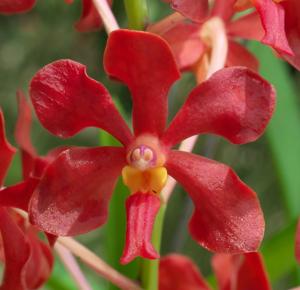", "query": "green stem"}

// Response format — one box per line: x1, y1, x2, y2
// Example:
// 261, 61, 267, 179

123, 0, 149, 30
141, 203, 166, 290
